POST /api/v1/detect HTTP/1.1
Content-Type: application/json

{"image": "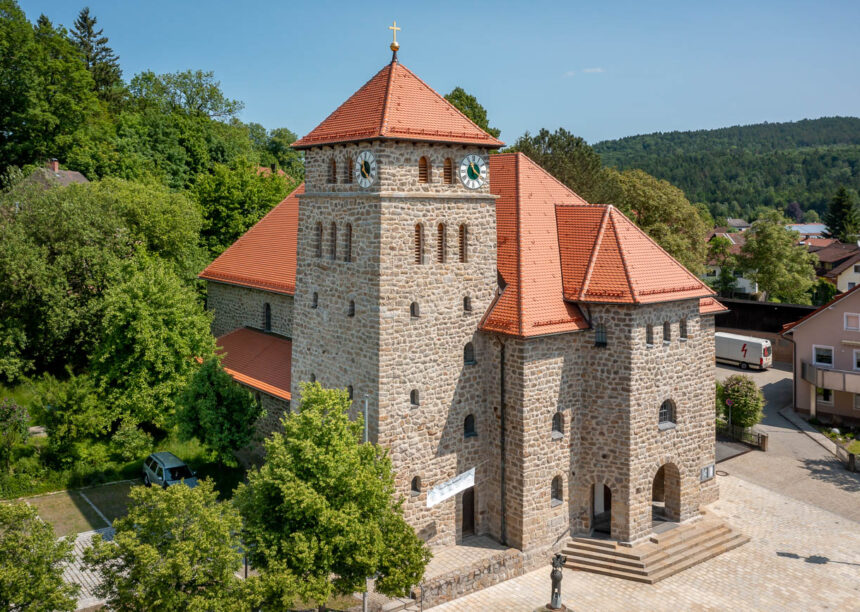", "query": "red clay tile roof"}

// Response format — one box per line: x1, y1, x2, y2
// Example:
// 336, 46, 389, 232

217, 328, 292, 400
803, 237, 835, 248
556, 204, 715, 305
698, 297, 729, 315
292, 61, 503, 149
199, 183, 303, 295
480, 153, 588, 337
808, 241, 859, 264
781, 283, 860, 334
